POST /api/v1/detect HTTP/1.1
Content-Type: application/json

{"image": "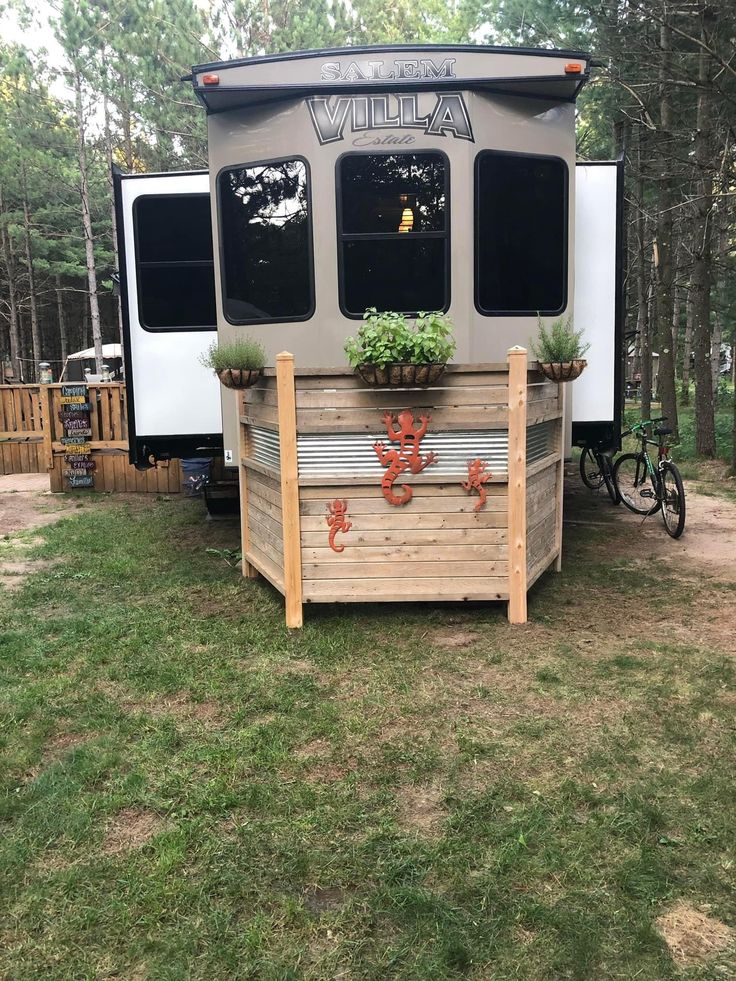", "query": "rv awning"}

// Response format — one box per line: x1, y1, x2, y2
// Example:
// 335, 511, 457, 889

67, 344, 122, 360
188, 44, 592, 113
